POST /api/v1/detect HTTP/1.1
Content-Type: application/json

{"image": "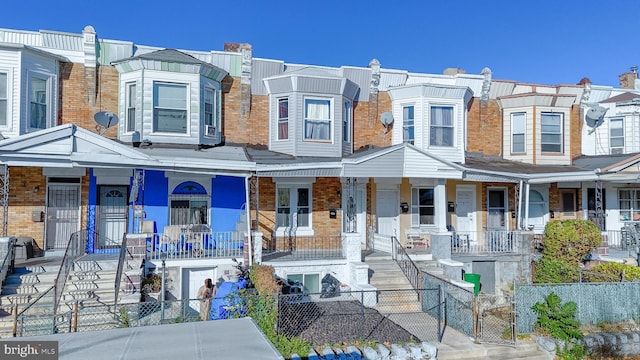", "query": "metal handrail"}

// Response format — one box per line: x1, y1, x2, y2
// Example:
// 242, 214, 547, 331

390, 235, 423, 290
0, 237, 16, 288
53, 230, 87, 315
114, 233, 130, 305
